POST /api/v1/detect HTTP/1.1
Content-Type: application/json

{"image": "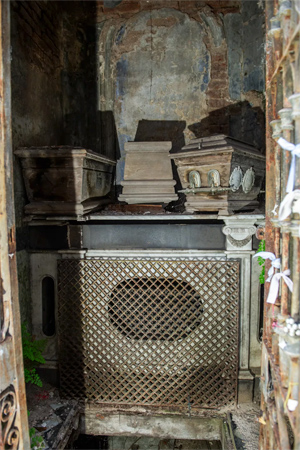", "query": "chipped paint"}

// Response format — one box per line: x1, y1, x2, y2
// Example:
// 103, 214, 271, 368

96, 2, 265, 185
99, 9, 211, 182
